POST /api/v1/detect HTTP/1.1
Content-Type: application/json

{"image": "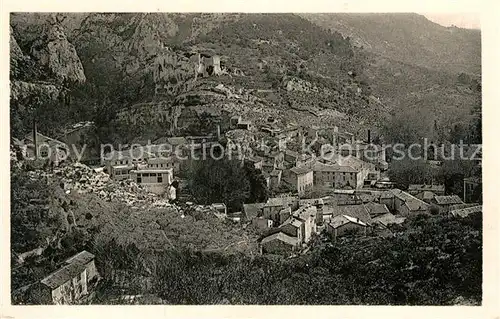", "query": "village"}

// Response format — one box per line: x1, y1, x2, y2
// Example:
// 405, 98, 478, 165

10, 47, 483, 305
